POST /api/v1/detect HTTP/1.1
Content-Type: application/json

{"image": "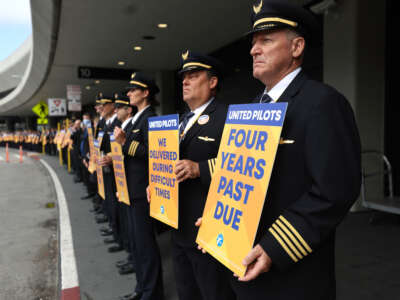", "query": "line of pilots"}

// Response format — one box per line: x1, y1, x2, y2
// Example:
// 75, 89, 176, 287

0, 129, 57, 154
